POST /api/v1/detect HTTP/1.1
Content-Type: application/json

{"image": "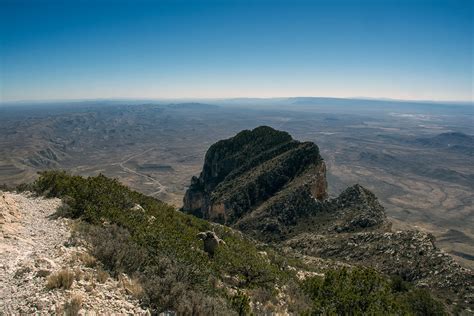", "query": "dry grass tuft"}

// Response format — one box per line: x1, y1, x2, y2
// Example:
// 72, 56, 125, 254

96, 267, 108, 283
46, 269, 75, 289
74, 267, 83, 281
72, 251, 97, 268
84, 280, 96, 292
63, 293, 83, 316
119, 274, 144, 299
83, 271, 92, 281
